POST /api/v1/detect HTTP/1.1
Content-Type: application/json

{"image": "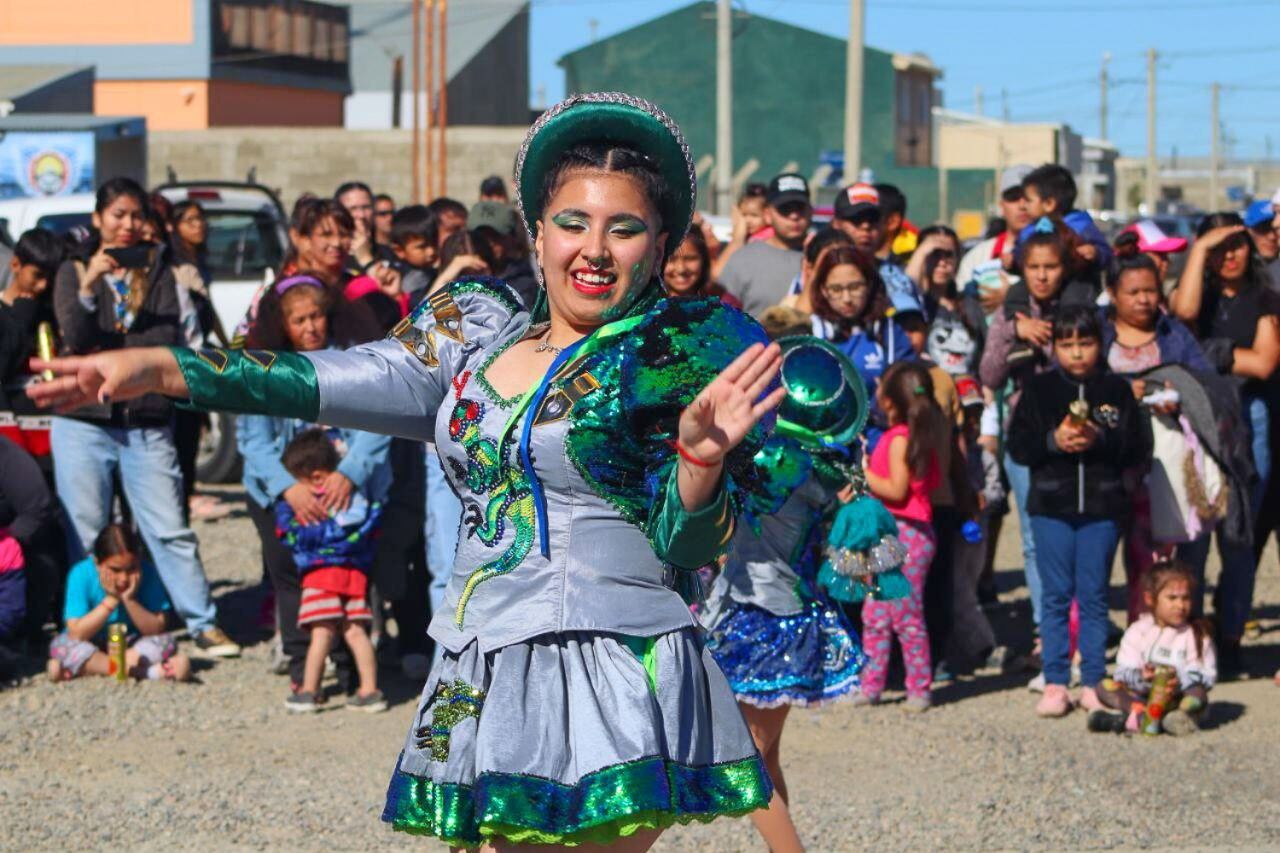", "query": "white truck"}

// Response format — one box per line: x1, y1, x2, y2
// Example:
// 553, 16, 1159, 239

0, 180, 288, 482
